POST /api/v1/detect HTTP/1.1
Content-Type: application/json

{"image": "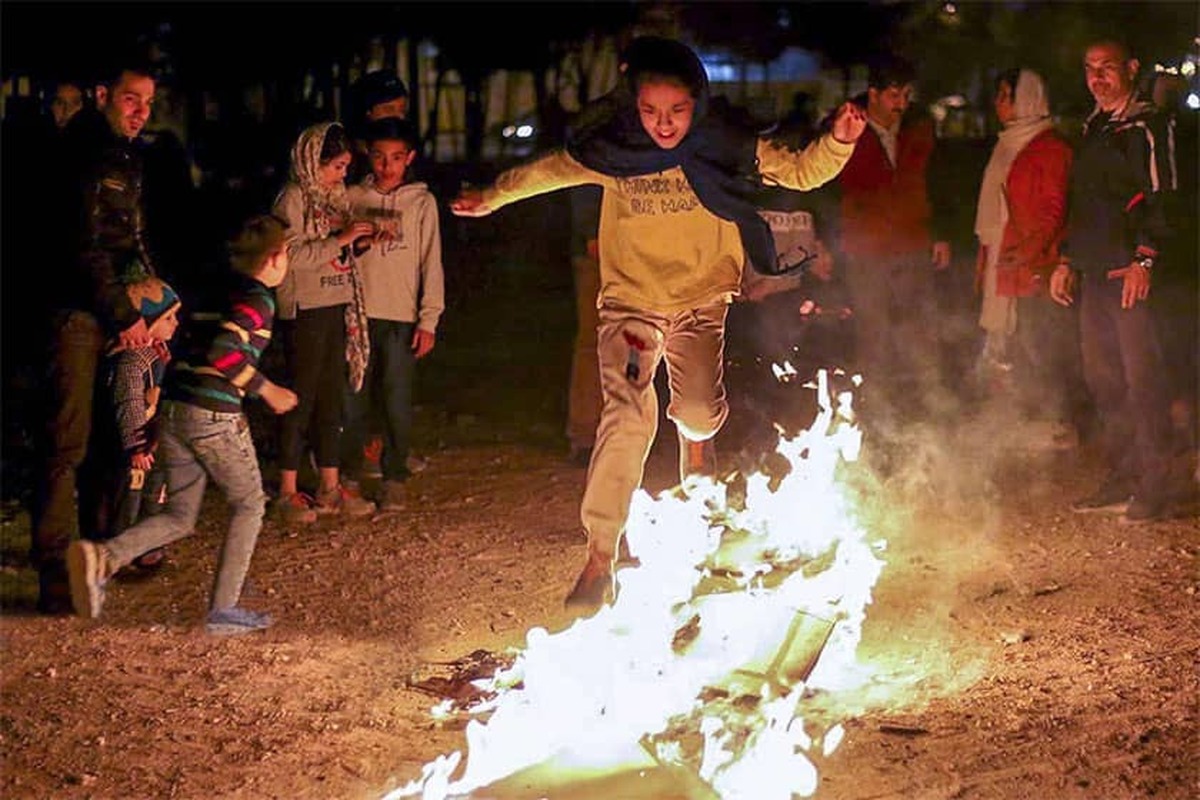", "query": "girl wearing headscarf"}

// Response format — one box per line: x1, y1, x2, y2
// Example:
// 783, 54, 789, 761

973, 69, 1082, 442
452, 36, 866, 611
272, 122, 376, 520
